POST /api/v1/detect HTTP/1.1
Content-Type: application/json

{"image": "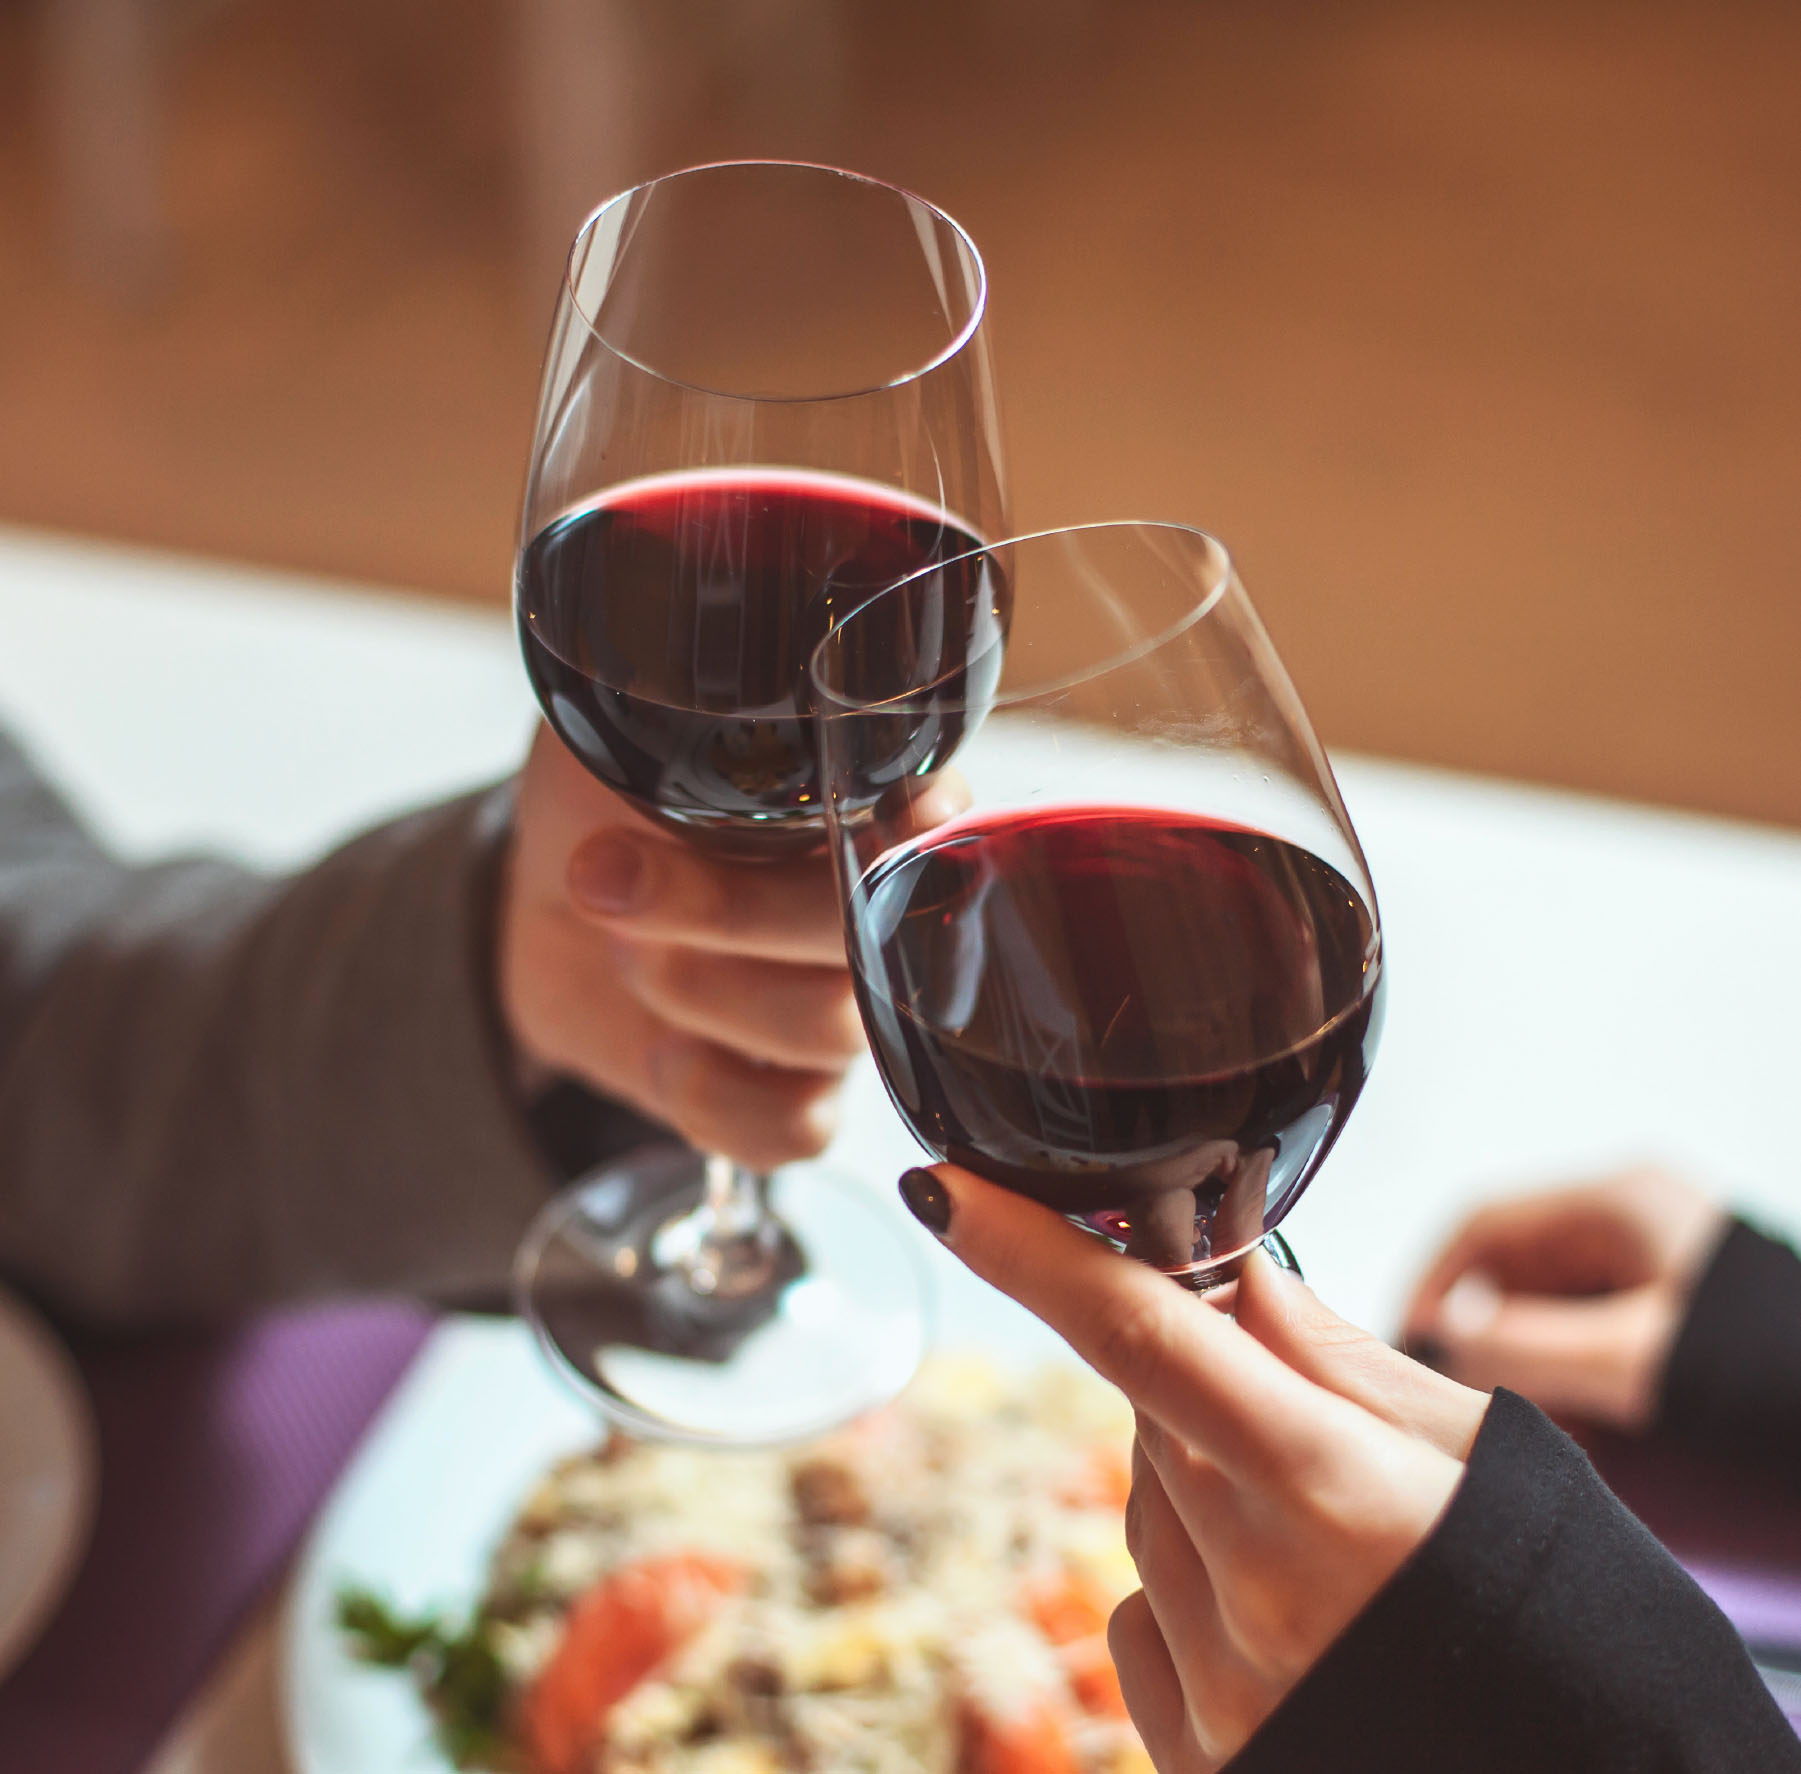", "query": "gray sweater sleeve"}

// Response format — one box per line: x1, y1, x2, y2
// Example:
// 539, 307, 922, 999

0, 725, 573, 1323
